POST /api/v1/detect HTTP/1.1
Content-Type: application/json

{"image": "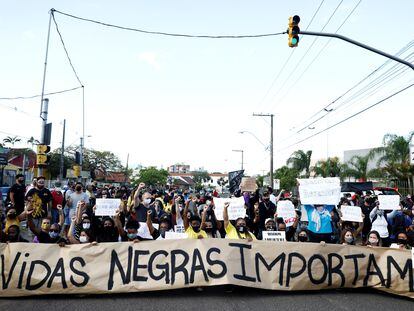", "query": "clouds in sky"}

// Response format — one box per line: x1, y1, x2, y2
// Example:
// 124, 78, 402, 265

138, 52, 161, 70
